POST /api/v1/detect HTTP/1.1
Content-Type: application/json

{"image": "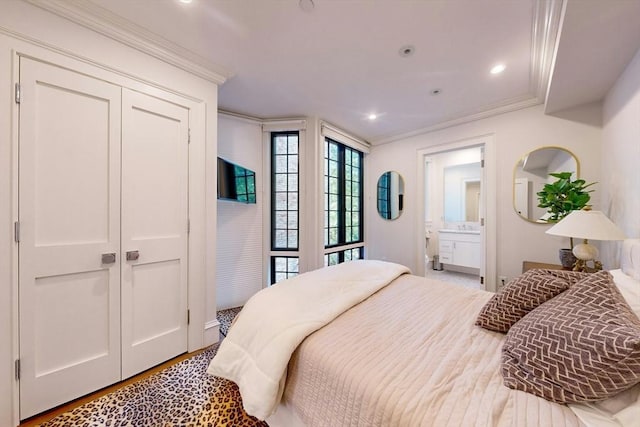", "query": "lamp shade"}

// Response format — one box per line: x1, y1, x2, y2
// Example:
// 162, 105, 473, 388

545, 210, 626, 241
